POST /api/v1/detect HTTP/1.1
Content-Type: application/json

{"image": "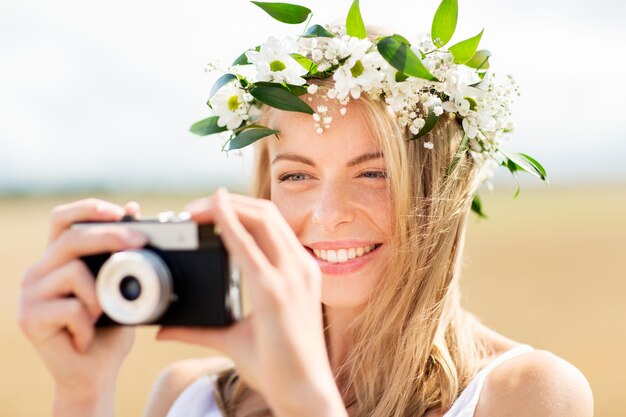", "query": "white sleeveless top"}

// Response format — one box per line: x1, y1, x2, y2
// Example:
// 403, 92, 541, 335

167, 344, 534, 417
